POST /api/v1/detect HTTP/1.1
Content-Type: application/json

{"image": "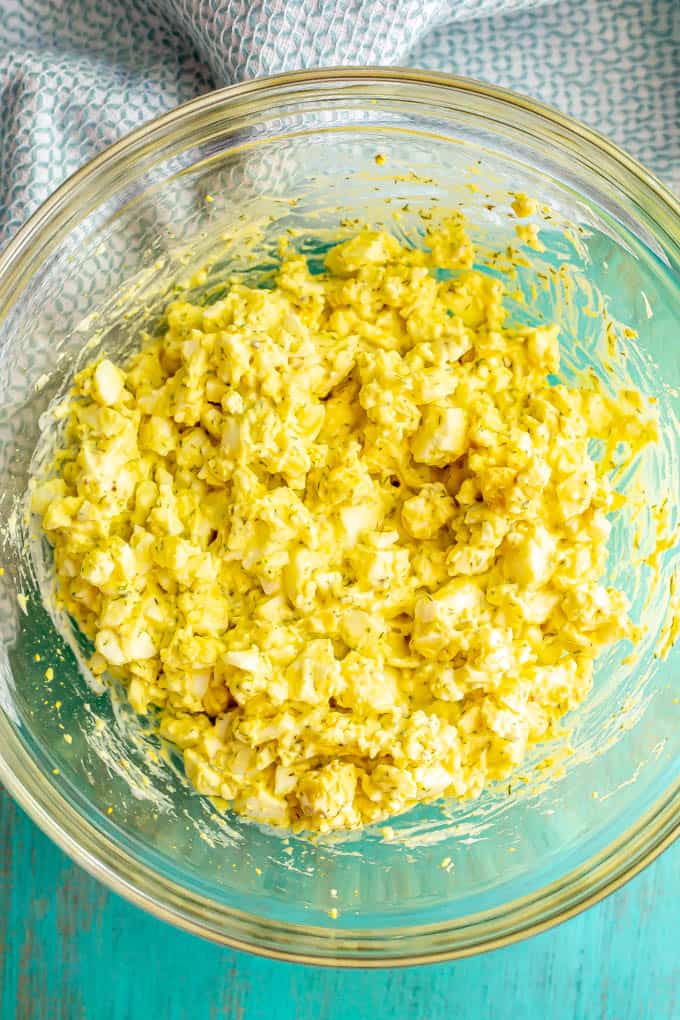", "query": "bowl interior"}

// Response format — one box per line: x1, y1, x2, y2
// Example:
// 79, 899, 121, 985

0, 76, 678, 961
